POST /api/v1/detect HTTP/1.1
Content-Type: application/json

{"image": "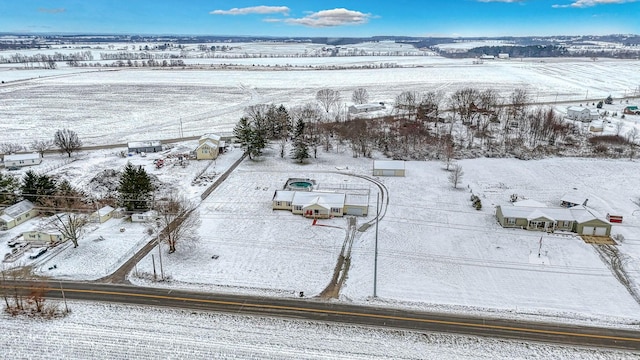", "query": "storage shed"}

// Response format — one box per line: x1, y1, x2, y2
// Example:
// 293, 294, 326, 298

90, 206, 115, 223
127, 141, 163, 154
3, 153, 42, 168
373, 160, 405, 177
